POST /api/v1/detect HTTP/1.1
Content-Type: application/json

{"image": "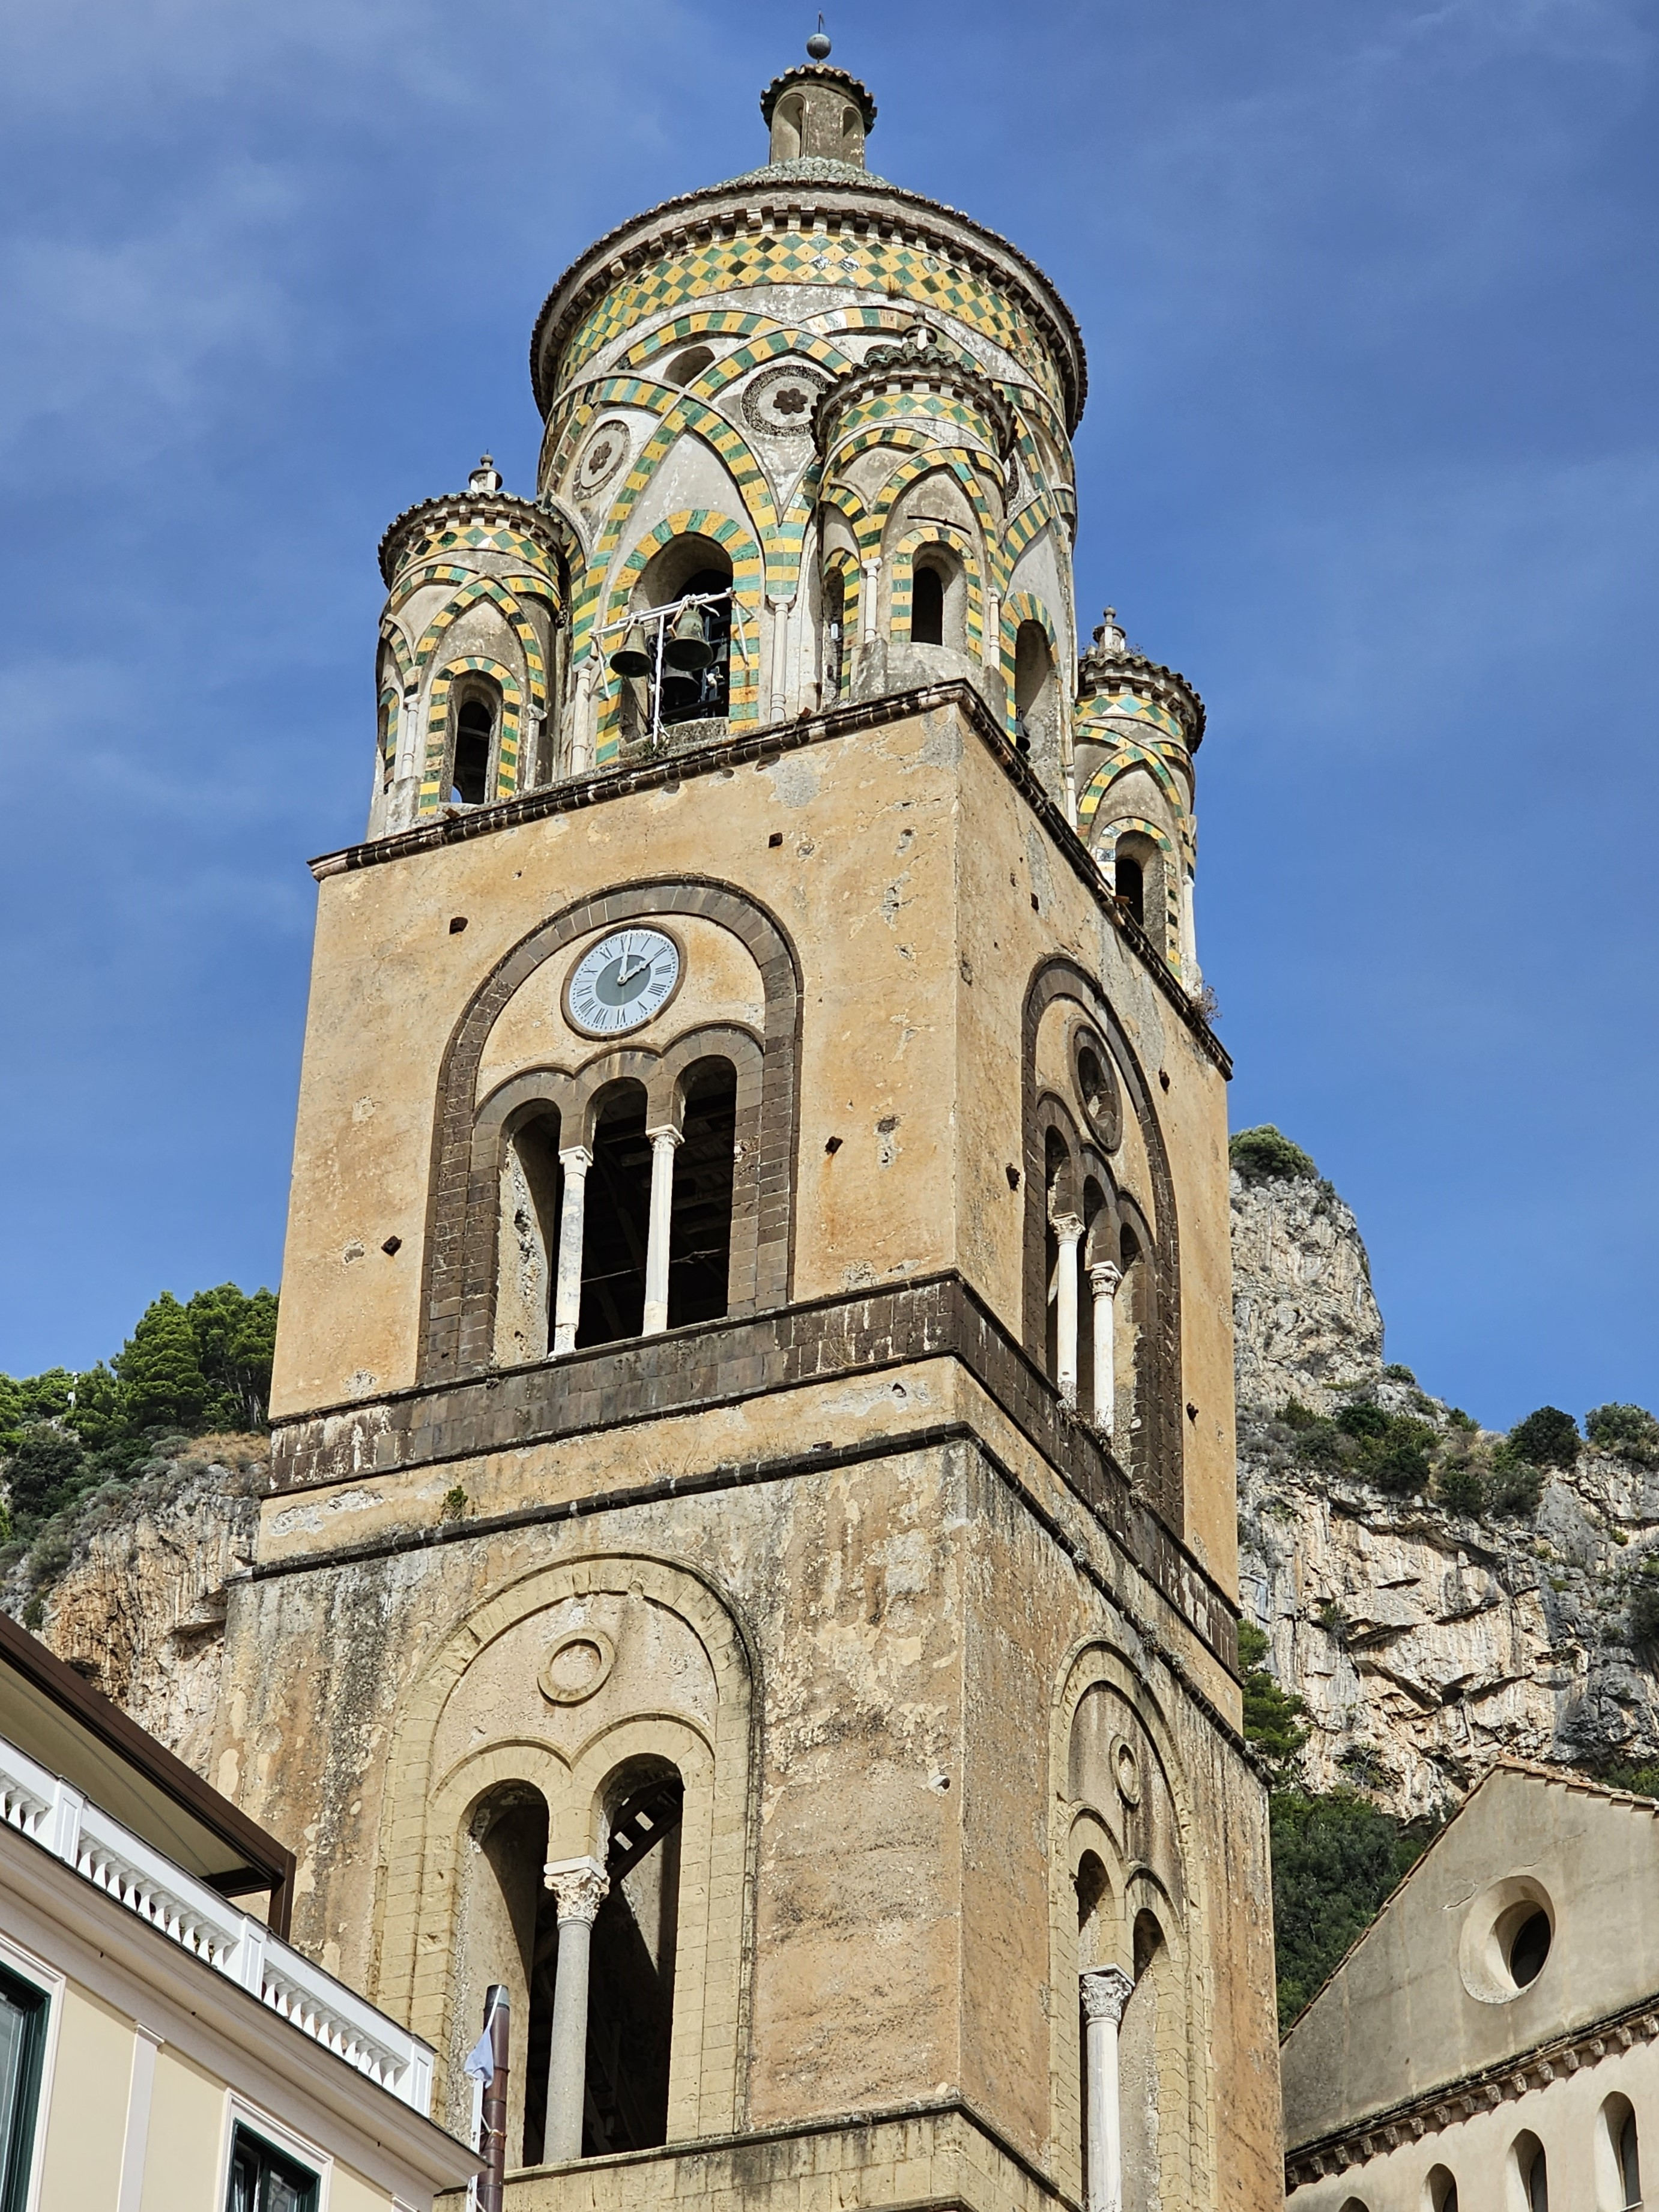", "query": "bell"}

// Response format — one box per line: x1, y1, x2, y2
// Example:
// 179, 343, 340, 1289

663, 599, 714, 671
608, 623, 652, 678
